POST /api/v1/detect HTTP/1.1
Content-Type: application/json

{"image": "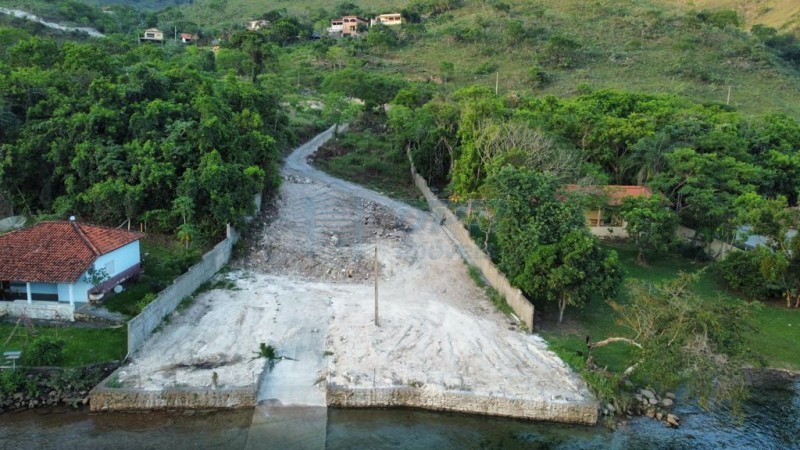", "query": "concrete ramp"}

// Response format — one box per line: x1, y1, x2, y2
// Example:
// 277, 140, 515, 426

246, 289, 331, 449
246, 404, 327, 450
